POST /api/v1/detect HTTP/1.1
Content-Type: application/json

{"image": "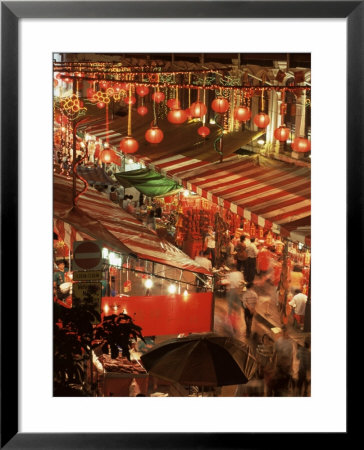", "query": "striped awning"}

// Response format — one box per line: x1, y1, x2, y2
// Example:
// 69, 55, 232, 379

148, 154, 311, 246
53, 173, 211, 275
79, 118, 310, 246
